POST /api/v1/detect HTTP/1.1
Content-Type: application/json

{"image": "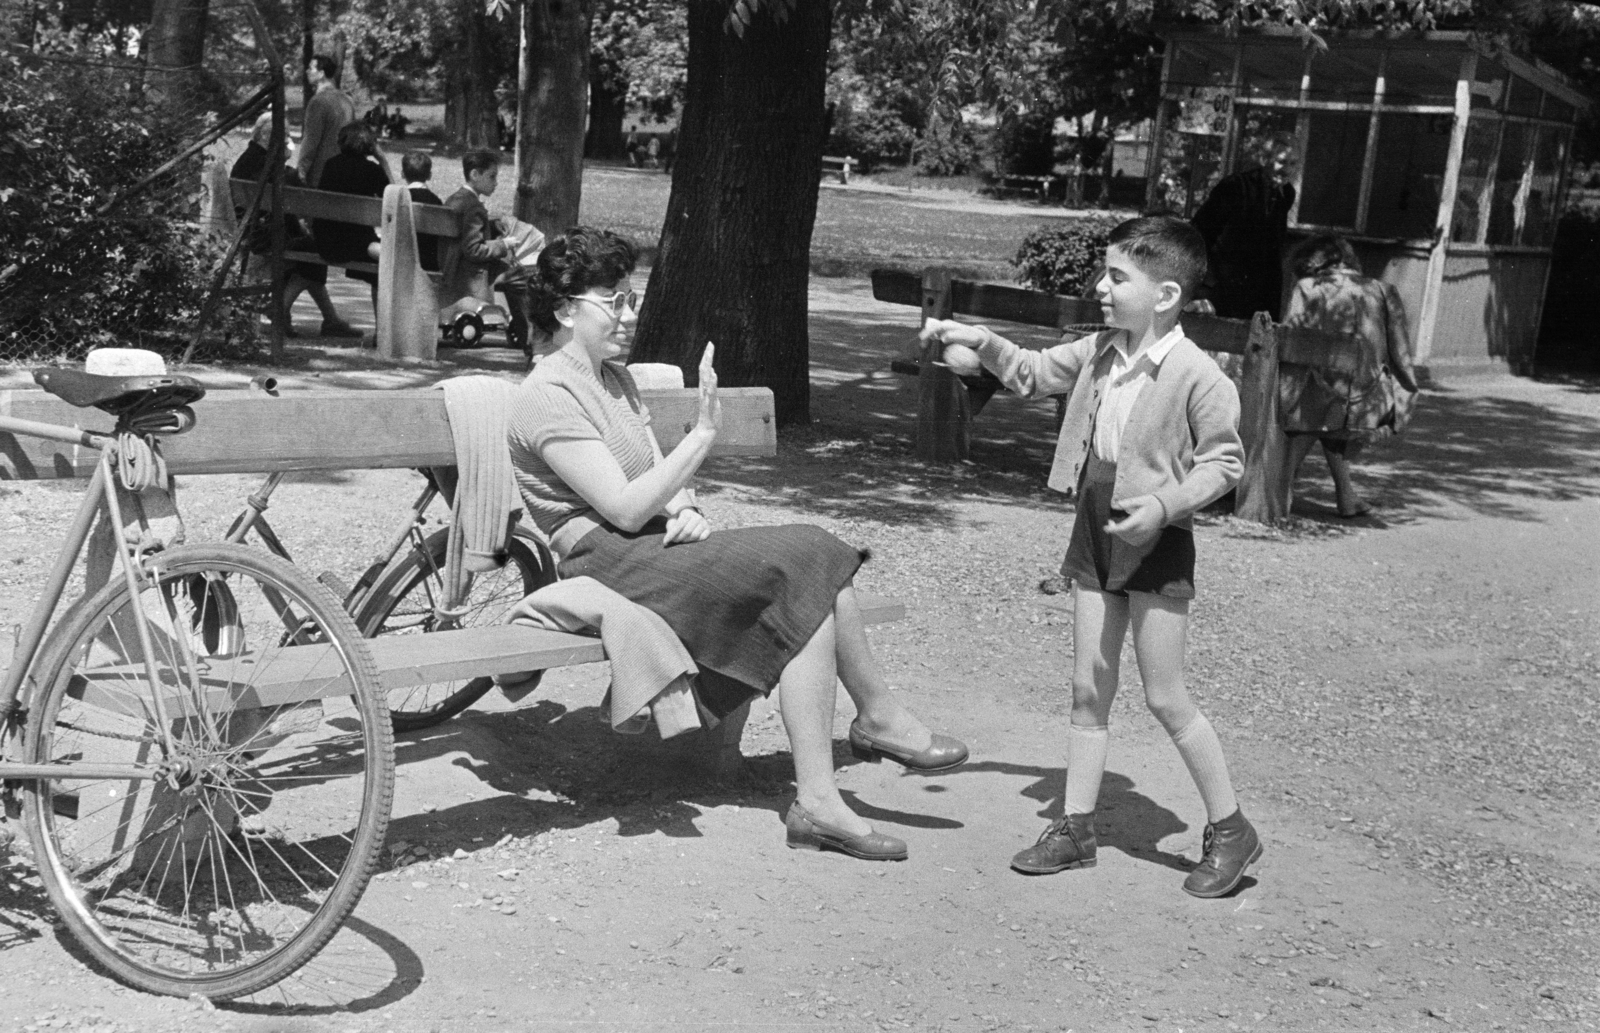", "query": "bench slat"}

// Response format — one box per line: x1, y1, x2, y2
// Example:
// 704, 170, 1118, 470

69, 594, 908, 712
284, 250, 379, 275
870, 268, 1364, 372
0, 387, 777, 480
229, 180, 464, 238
